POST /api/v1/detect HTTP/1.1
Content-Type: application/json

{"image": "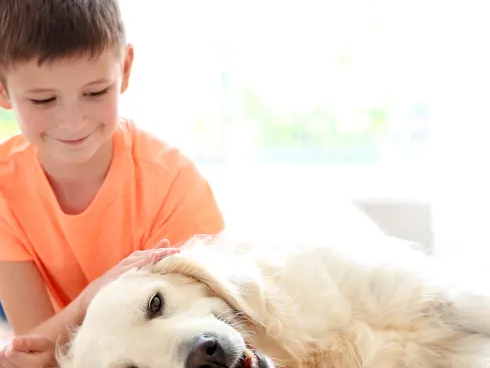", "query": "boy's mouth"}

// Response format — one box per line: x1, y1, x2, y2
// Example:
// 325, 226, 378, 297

54, 131, 94, 145
58, 135, 90, 145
